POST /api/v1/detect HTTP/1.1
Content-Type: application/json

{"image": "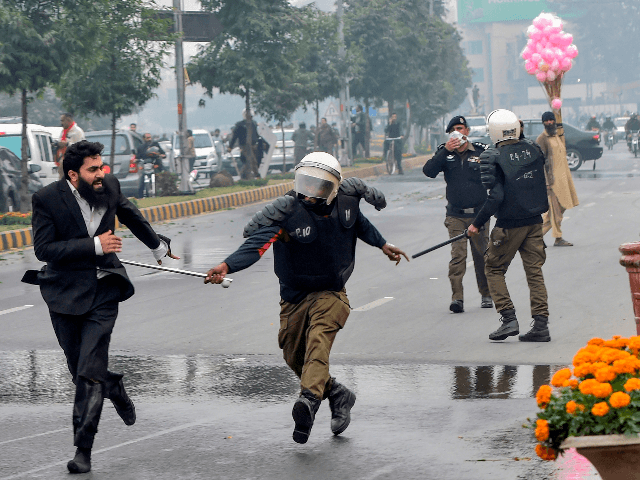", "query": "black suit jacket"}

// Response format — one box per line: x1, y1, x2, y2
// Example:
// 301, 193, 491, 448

28, 175, 162, 315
